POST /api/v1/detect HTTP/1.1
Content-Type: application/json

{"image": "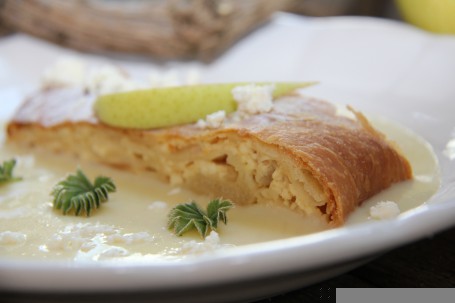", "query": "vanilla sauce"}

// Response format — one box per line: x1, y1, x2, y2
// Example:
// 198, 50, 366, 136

0, 117, 440, 261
